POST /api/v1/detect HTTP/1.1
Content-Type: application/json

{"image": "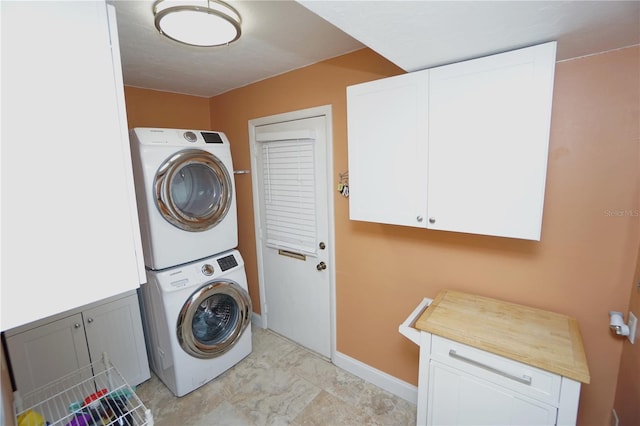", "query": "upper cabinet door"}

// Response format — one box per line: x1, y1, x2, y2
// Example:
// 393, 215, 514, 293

347, 71, 429, 227
427, 42, 557, 240
1, 2, 145, 330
